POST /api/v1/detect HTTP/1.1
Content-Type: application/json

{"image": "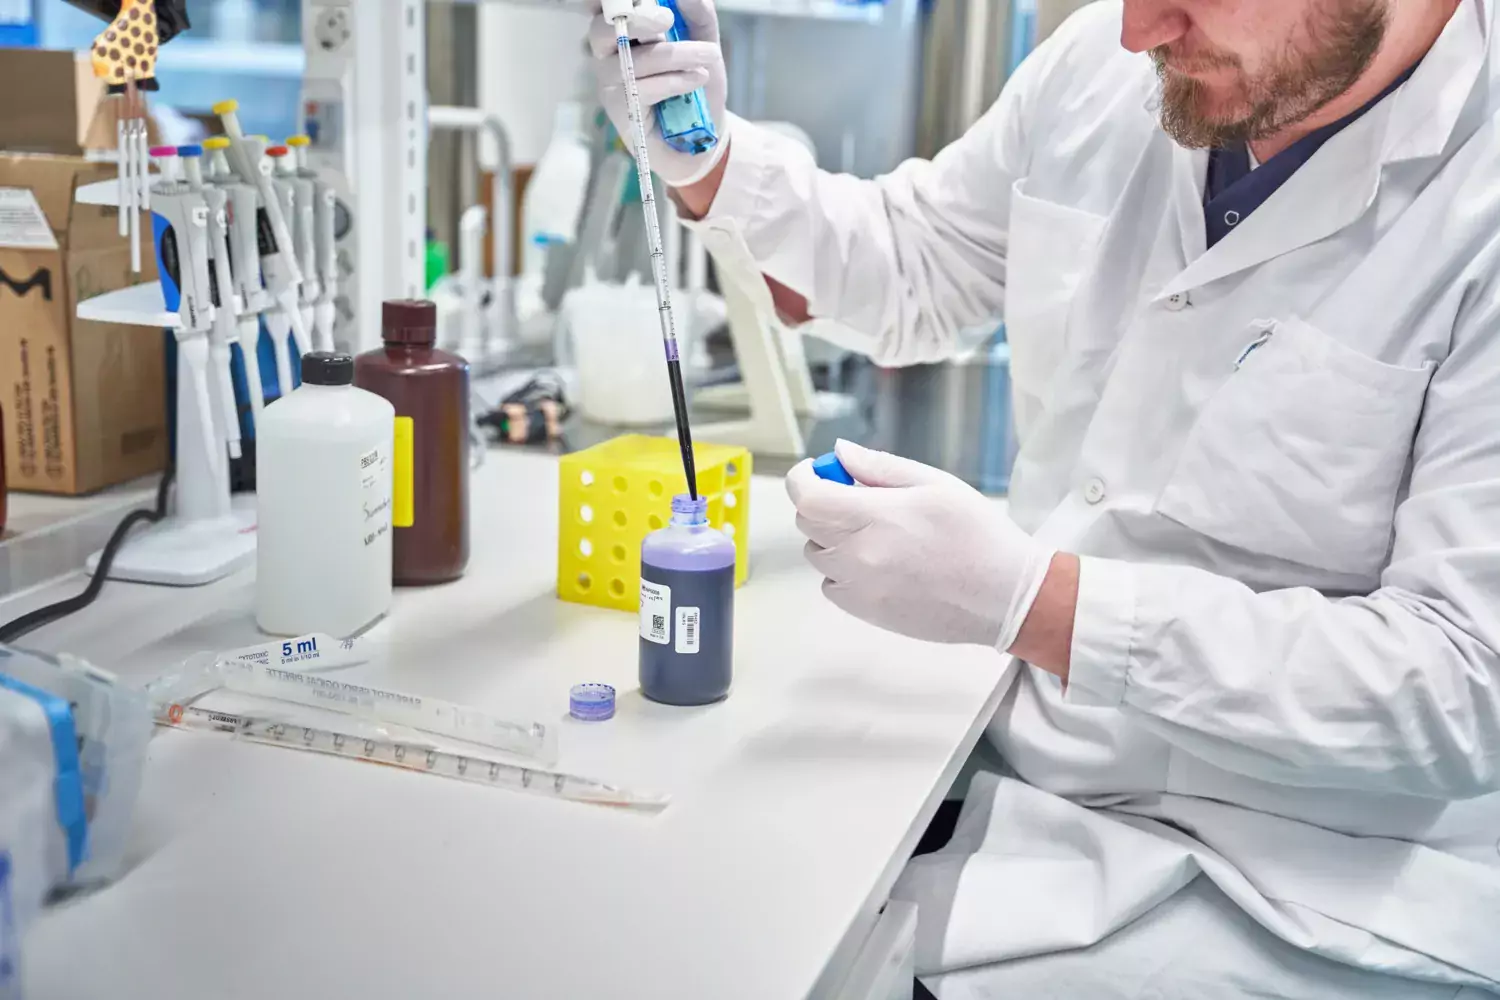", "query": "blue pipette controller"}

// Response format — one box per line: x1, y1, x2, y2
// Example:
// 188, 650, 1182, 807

654, 0, 719, 155
812, 452, 856, 486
